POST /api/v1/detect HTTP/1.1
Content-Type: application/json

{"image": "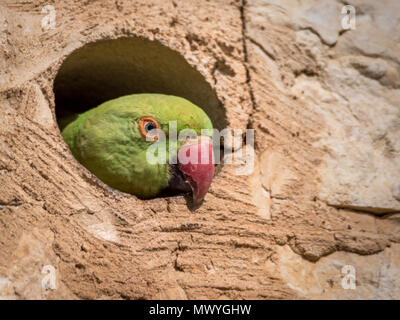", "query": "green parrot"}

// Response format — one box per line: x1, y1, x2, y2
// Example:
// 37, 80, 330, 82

60, 93, 215, 203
